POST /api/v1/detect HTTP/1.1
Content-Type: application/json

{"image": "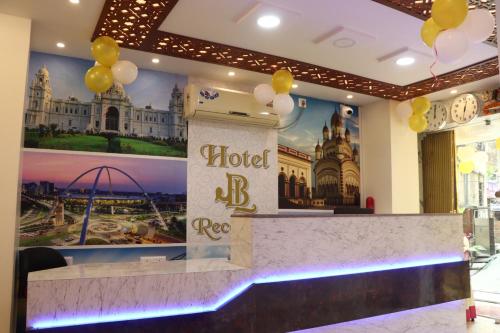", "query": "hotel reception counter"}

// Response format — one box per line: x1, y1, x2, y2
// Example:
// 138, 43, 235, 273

27, 214, 469, 333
